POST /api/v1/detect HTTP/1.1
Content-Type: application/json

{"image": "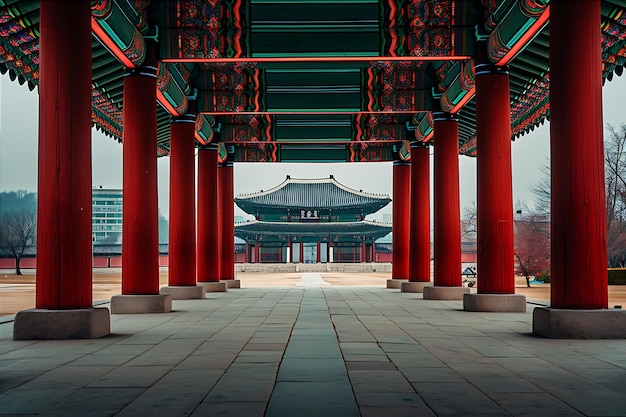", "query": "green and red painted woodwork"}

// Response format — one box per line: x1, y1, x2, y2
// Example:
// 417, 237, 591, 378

121, 61, 160, 295
392, 157, 410, 280
36, 1, 93, 309
550, 0, 608, 309
408, 141, 430, 283
433, 112, 461, 287
219, 148, 236, 281
474, 55, 515, 294
197, 143, 221, 282
168, 113, 197, 287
